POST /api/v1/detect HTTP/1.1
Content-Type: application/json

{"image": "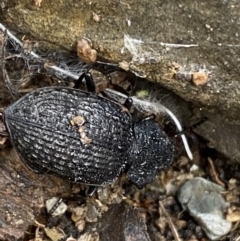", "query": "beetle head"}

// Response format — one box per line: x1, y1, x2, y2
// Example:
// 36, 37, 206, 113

127, 118, 175, 188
